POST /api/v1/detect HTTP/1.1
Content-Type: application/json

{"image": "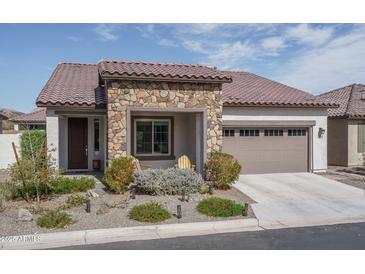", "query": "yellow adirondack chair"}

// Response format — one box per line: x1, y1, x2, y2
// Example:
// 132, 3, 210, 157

175, 155, 196, 171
